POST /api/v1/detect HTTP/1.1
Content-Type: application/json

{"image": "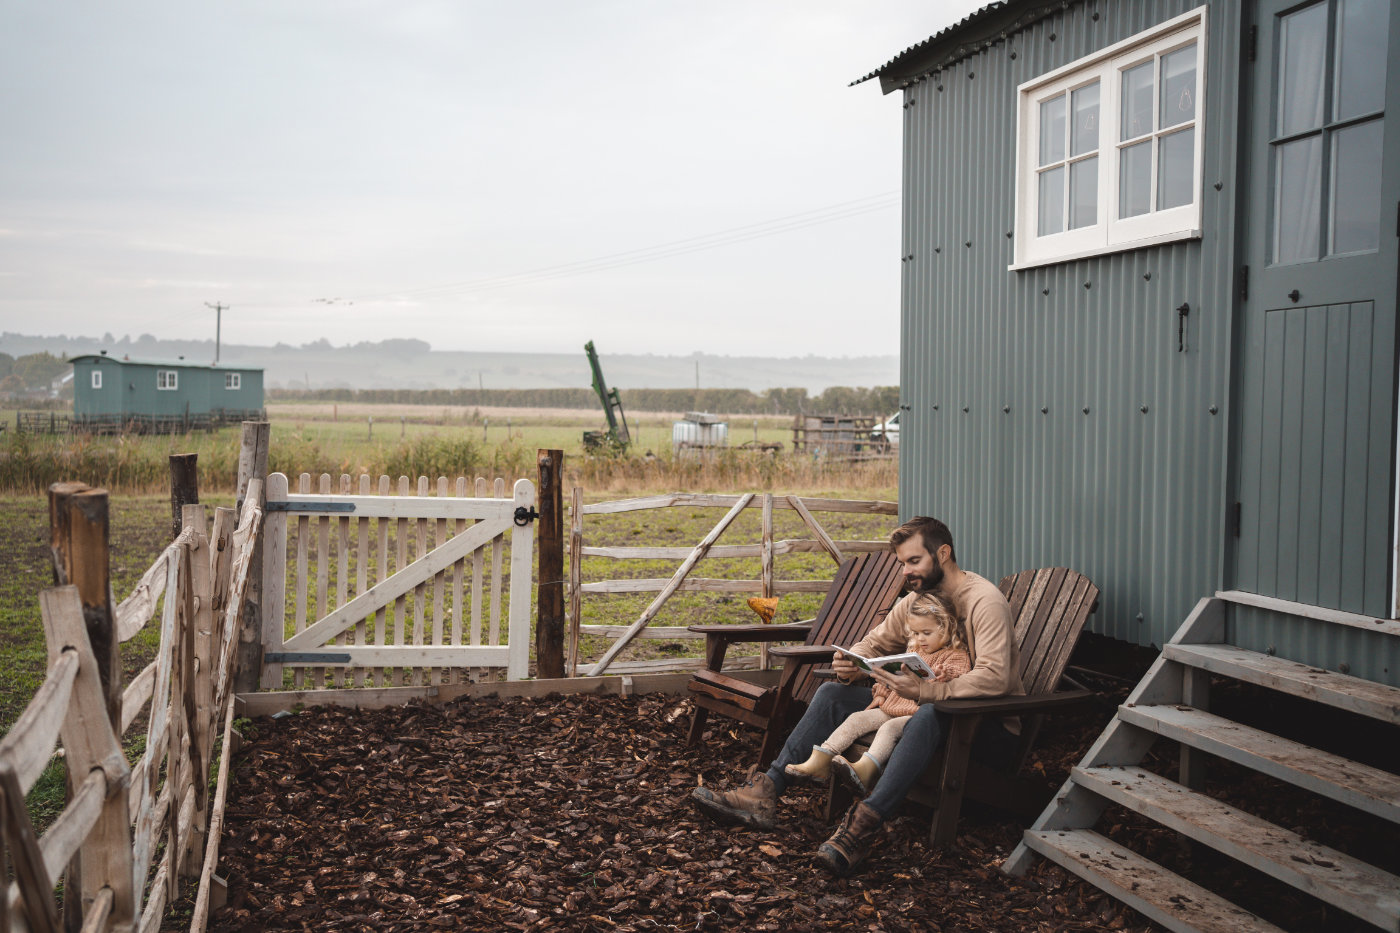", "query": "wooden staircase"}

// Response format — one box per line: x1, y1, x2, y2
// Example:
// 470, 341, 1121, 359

1003, 593, 1400, 933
